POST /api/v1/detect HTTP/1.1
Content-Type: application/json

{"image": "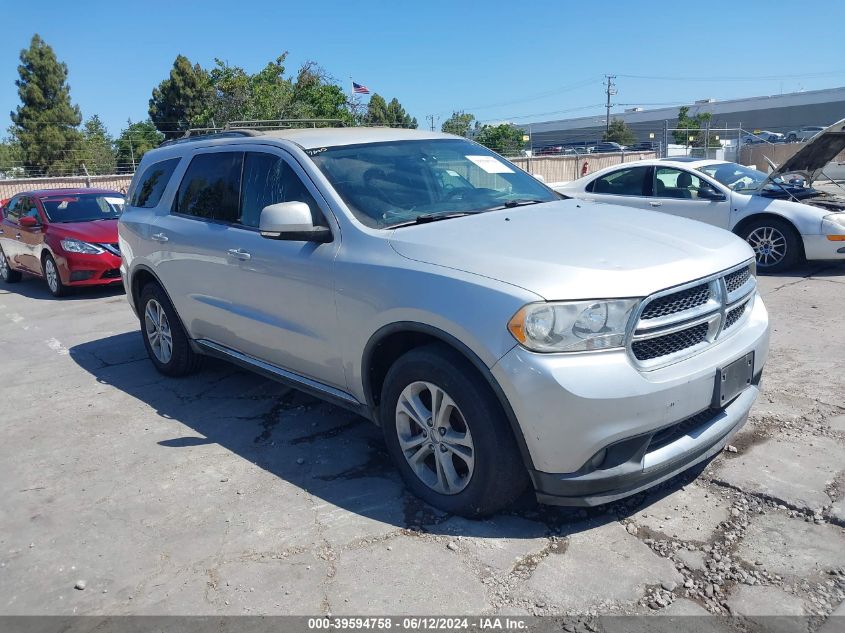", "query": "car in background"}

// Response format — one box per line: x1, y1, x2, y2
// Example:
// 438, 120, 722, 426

592, 142, 625, 153
629, 141, 659, 152
556, 119, 845, 272
785, 126, 826, 143
535, 144, 564, 155
741, 130, 784, 144
0, 188, 125, 296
